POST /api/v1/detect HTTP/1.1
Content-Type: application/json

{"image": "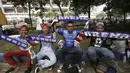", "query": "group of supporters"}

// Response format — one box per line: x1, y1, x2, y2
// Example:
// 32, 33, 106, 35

2, 20, 130, 73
